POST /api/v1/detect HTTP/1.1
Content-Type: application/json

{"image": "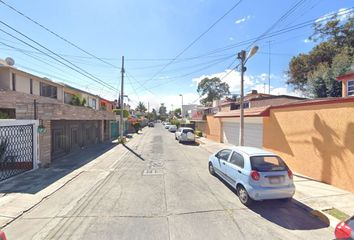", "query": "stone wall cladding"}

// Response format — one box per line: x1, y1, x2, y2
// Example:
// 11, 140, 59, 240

0, 90, 116, 120
38, 120, 51, 166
